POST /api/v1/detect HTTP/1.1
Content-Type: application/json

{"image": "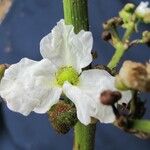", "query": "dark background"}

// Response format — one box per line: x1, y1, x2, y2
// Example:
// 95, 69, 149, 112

0, 0, 150, 149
